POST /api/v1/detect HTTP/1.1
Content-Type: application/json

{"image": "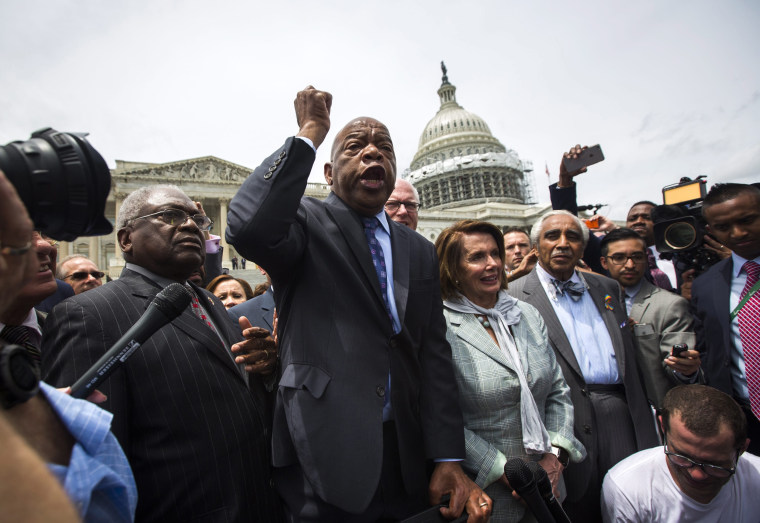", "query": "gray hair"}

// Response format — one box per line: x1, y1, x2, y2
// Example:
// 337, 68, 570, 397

56, 254, 92, 279
395, 178, 420, 203
116, 184, 185, 230
530, 210, 589, 248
